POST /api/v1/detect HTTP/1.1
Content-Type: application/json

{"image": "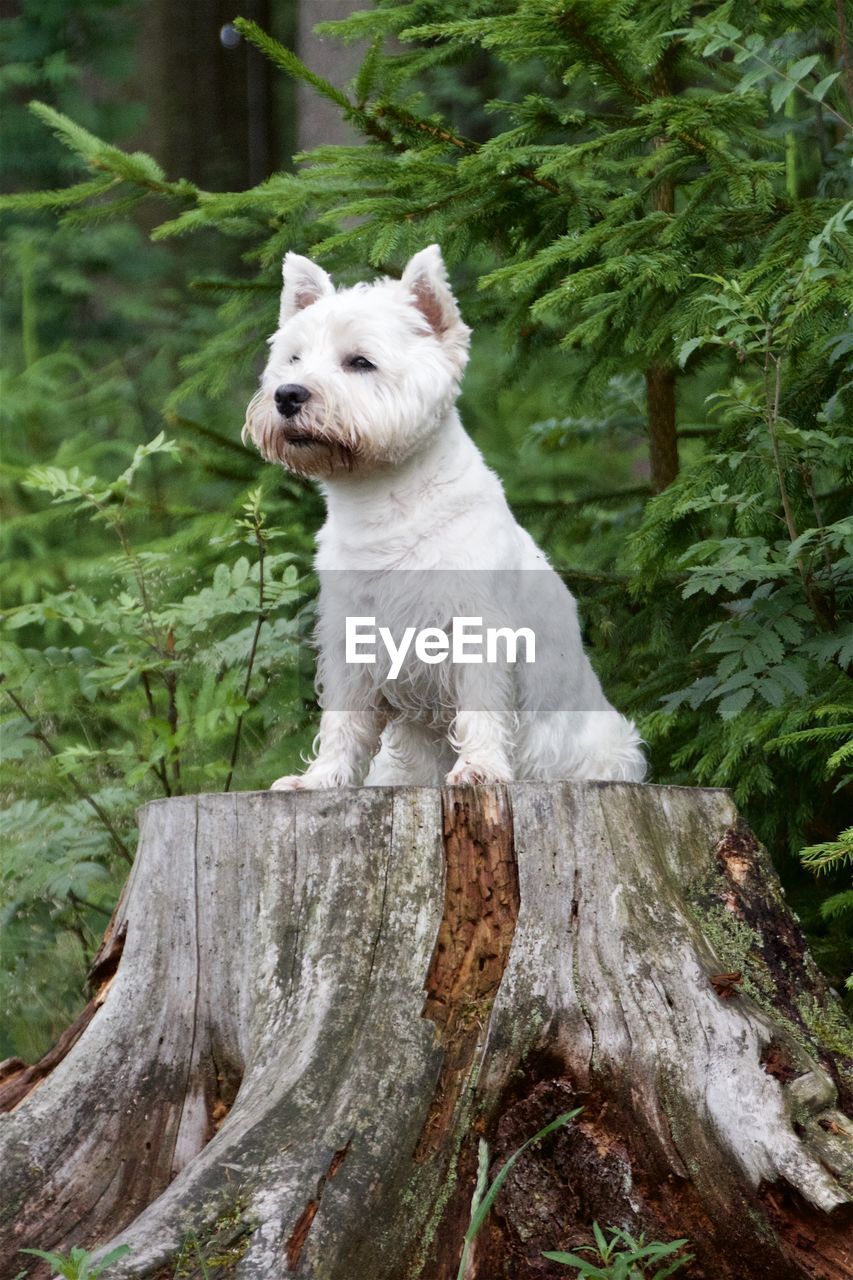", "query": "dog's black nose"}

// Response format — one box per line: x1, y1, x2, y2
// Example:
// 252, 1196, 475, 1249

275, 384, 312, 418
